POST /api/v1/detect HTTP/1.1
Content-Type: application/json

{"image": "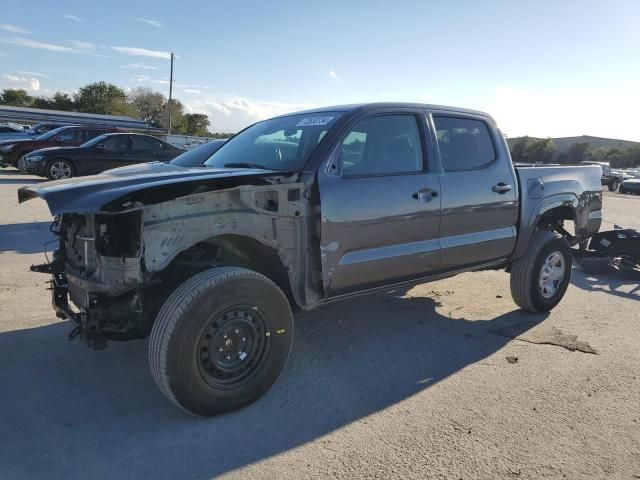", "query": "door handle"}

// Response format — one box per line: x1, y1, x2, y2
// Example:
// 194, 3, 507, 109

412, 189, 438, 202
492, 183, 512, 194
